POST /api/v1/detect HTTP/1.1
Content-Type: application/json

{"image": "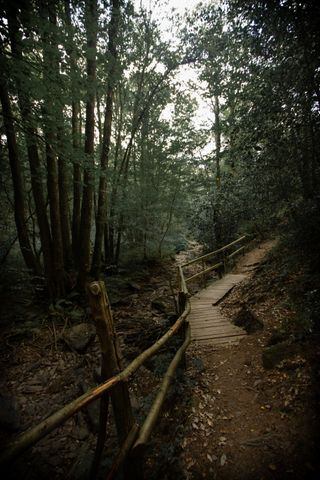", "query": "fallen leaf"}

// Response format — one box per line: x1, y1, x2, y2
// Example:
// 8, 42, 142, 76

220, 453, 227, 466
